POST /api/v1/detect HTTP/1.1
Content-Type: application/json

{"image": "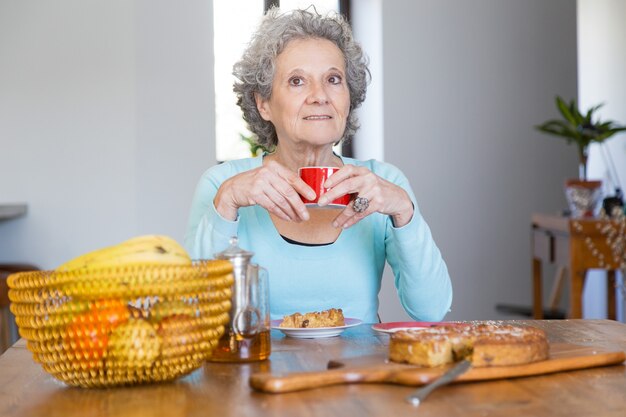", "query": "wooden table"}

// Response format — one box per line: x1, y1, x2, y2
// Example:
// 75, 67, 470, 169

532, 213, 622, 319
0, 320, 625, 417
